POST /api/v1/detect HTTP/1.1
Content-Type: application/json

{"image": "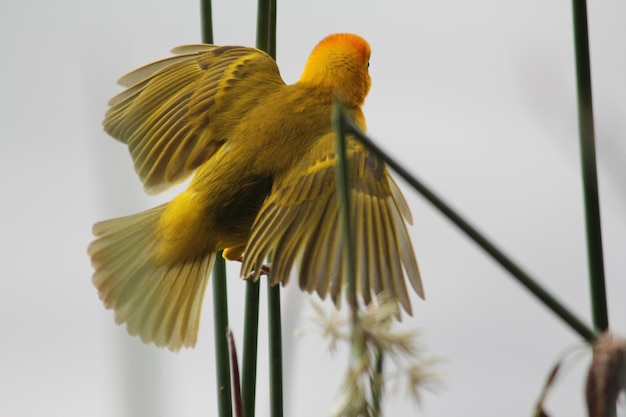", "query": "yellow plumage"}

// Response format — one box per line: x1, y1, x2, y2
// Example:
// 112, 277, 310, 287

89, 33, 424, 351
